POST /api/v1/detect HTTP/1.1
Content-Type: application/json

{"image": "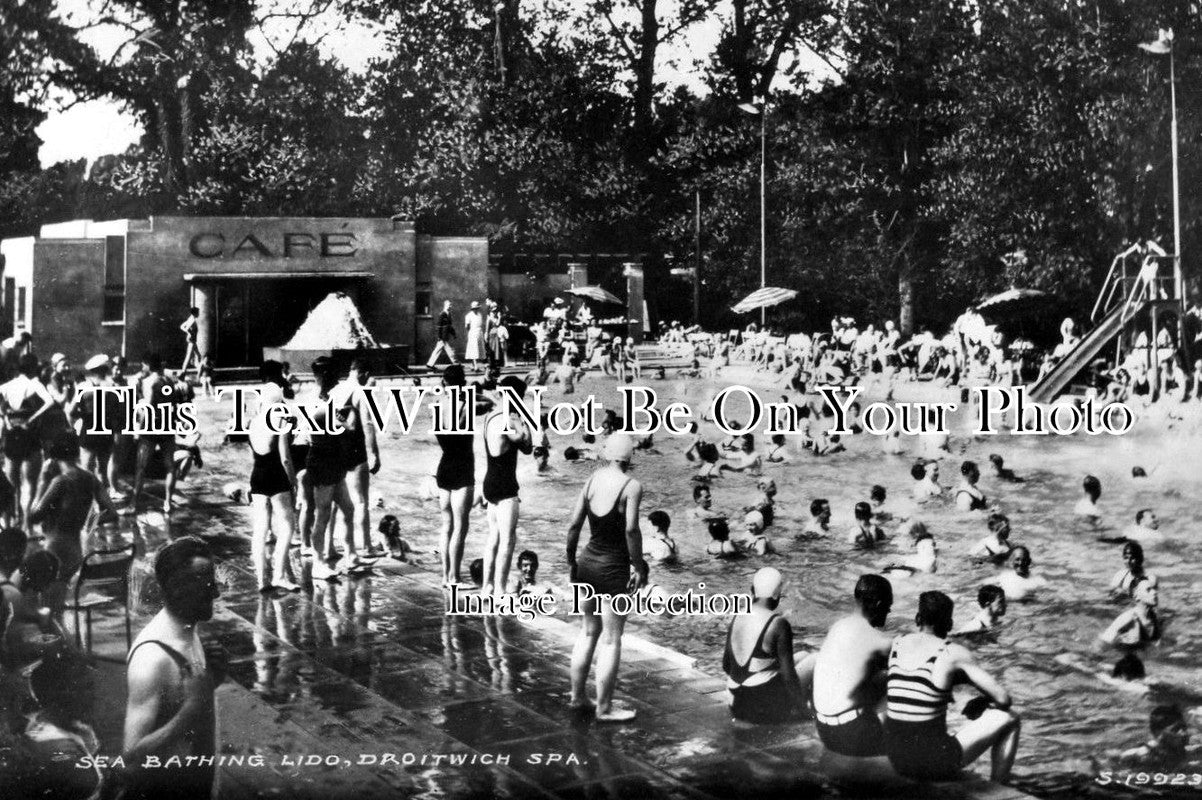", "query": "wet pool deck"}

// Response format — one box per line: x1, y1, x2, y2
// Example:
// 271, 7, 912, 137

81, 500, 1034, 800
